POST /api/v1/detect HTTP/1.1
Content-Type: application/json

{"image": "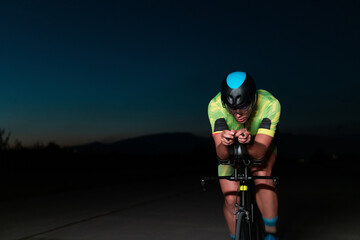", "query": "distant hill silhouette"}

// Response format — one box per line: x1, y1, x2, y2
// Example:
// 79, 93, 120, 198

69, 132, 214, 155
68, 132, 360, 163
2, 132, 359, 199
278, 133, 360, 162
